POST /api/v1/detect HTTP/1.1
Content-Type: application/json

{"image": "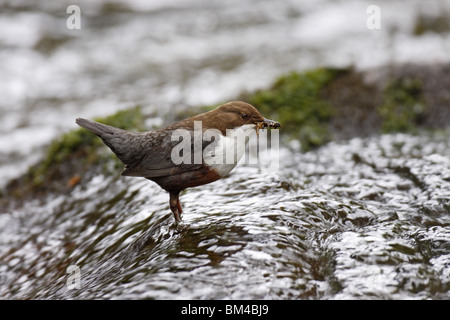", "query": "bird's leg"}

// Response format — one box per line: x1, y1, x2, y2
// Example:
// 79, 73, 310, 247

177, 196, 183, 215
169, 192, 182, 222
